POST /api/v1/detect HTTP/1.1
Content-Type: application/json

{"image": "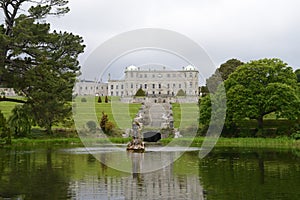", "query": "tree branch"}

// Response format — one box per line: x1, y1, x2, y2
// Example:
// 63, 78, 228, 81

0, 97, 27, 103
